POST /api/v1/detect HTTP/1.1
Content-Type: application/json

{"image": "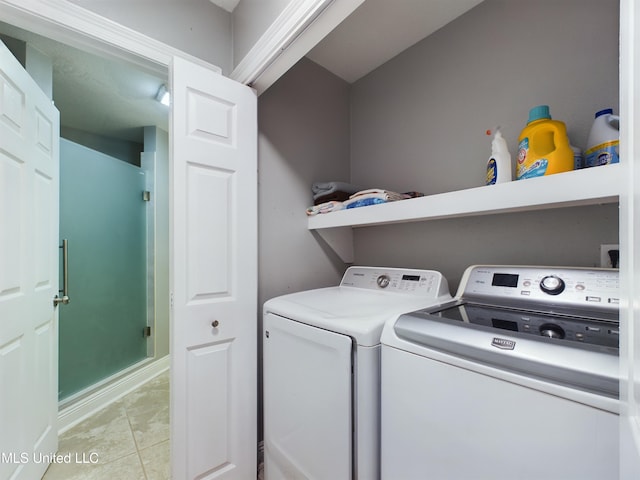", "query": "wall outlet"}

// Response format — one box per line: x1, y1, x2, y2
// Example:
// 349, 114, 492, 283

600, 244, 620, 268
